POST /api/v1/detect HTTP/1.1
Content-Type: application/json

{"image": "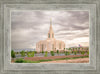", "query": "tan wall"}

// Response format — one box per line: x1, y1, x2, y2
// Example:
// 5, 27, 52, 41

36, 39, 65, 52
